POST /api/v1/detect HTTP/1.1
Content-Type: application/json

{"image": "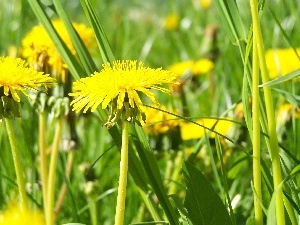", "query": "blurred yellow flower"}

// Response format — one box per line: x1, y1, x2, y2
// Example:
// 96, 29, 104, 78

180, 118, 233, 140
199, 0, 212, 9
0, 203, 45, 225
164, 13, 180, 31
70, 60, 178, 126
21, 19, 96, 80
167, 59, 214, 77
192, 59, 214, 74
265, 48, 300, 79
144, 105, 179, 135
0, 56, 56, 102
